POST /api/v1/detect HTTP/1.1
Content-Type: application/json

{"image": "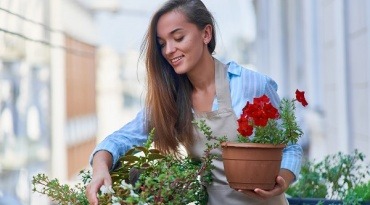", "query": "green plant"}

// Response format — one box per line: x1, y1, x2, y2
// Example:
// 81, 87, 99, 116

344, 181, 370, 205
237, 89, 308, 145
32, 171, 90, 205
322, 150, 369, 199
32, 120, 226, 204
287, 150, 370, 204
286, 160, 327, 198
